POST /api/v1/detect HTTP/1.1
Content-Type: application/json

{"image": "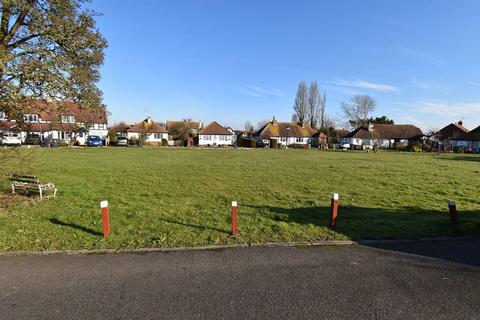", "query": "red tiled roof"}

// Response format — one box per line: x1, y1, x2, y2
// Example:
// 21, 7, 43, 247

23, 100, 107, 124
0, 121, 18, 130
198, 121, 232, 135
127, 118, 167, 133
